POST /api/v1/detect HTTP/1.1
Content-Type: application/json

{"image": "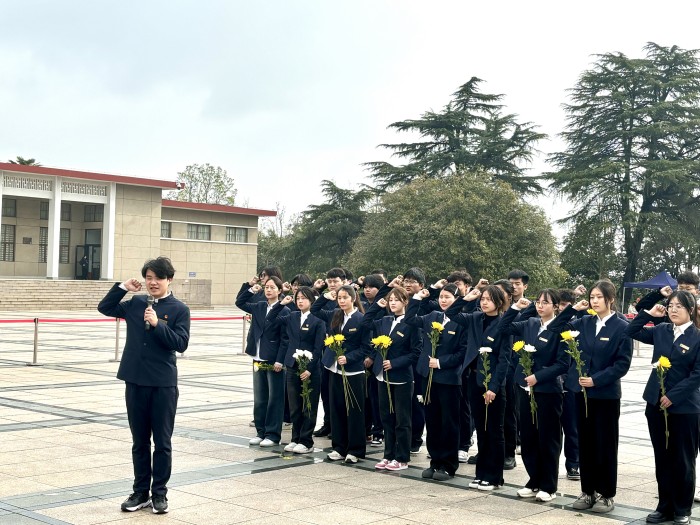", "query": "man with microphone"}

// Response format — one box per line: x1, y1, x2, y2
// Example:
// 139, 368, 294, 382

98, 257, 190, 514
